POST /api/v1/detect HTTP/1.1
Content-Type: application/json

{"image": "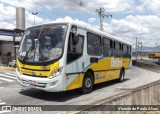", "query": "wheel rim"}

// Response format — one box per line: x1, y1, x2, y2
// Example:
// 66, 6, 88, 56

85, 78, 92, 88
